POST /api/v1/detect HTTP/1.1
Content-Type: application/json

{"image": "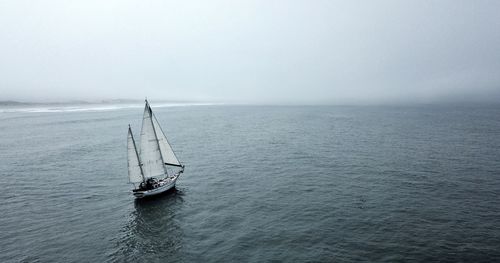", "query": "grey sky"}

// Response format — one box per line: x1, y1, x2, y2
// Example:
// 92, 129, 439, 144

1, 0, 499, 104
